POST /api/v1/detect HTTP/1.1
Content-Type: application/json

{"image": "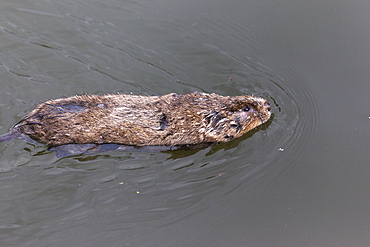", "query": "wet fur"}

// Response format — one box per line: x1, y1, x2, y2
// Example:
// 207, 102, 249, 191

9, 92, 271, 147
